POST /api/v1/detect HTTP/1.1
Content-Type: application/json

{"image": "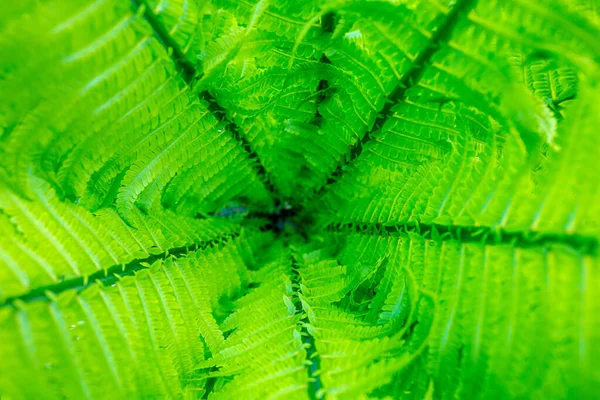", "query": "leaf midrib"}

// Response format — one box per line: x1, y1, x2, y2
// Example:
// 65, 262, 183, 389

1, 231, 240, 308
130, 0, 280, 201
326, 221, 598, 255
311, 0, 479, 199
